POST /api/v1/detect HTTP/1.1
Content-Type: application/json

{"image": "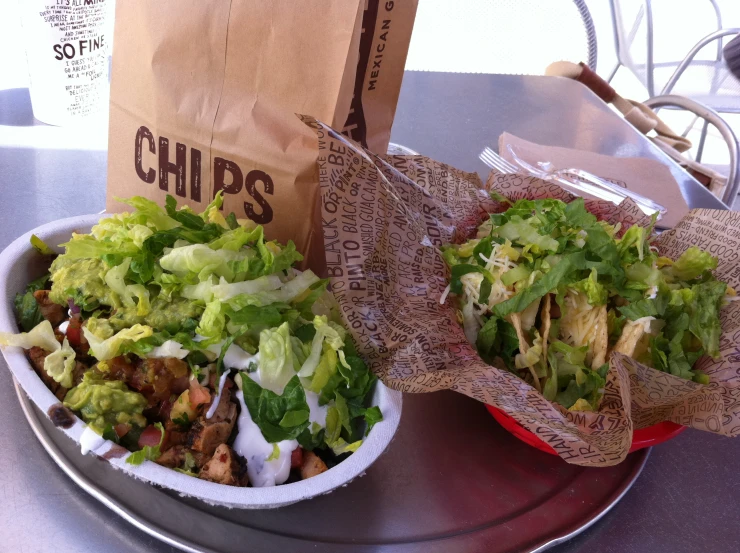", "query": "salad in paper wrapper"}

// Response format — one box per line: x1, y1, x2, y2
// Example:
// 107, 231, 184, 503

441, 196, 734, 412
297, 117, 740, 466
0, 194, 382, 488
